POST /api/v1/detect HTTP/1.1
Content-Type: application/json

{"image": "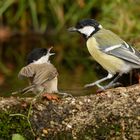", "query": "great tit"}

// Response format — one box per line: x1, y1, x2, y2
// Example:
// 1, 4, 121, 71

68, 19, 140, 90
13, 47, 69, 98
